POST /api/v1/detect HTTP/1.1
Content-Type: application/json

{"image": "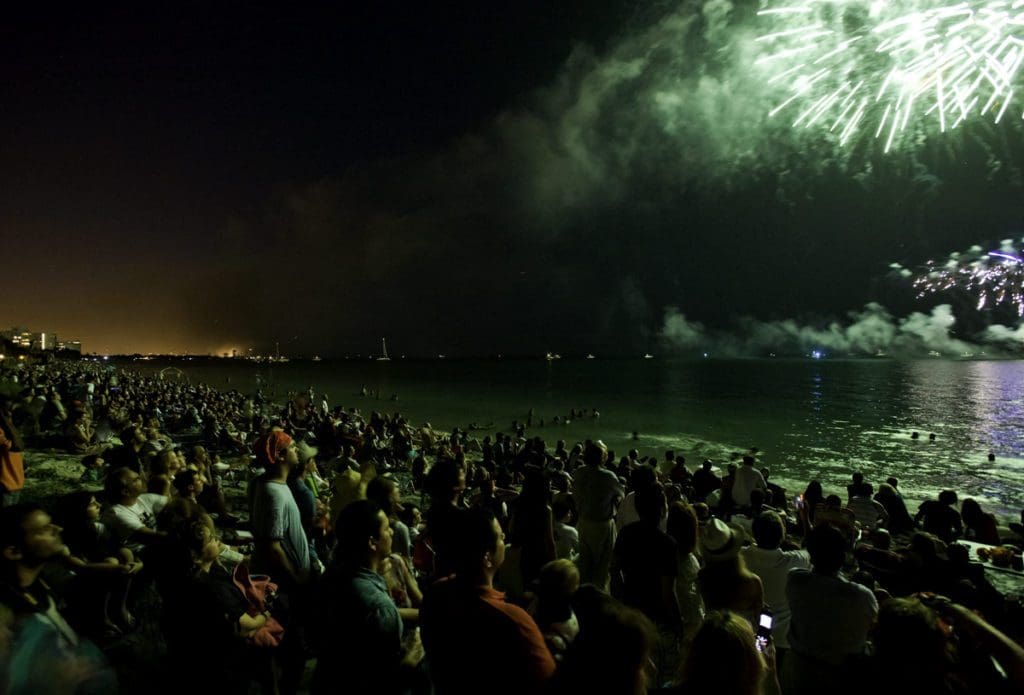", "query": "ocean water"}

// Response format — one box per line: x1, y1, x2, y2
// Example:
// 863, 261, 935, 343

132, 357, 1024, 519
